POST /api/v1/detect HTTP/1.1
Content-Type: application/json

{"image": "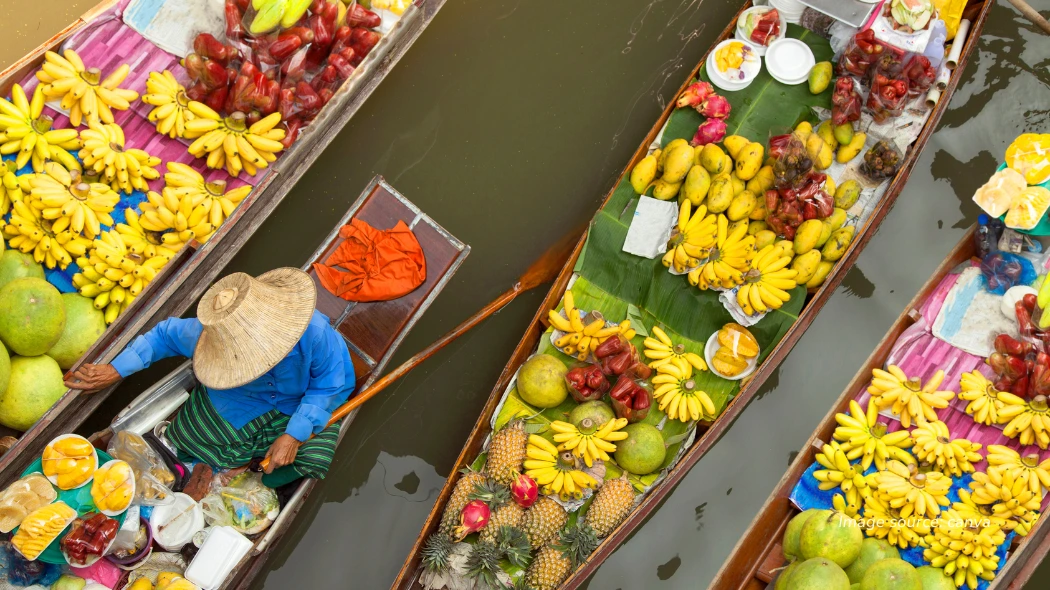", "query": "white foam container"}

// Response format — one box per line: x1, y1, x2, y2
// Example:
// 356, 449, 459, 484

149, 492, 204, 551
184, 526, 252, 590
